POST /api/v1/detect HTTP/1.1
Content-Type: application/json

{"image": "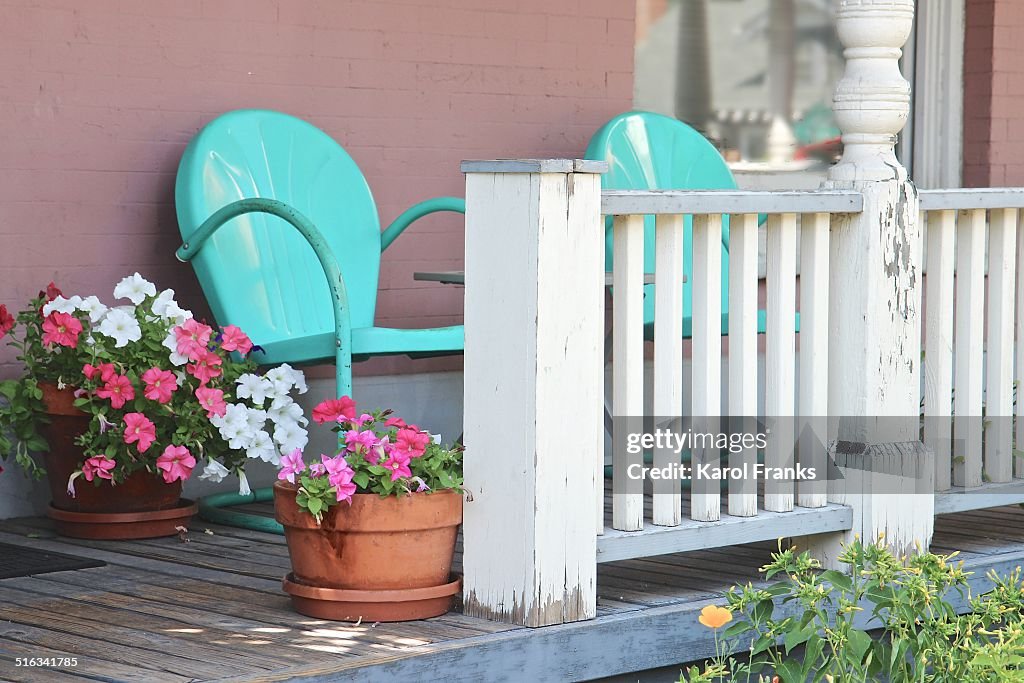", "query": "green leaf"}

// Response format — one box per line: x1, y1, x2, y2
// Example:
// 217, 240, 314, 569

847, 629, 872, 663
307, 497, 323, 516
775, 659, 802, 683
784, 623, 814, 654
721, 620, 751, 638
822, 570, 853, 593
